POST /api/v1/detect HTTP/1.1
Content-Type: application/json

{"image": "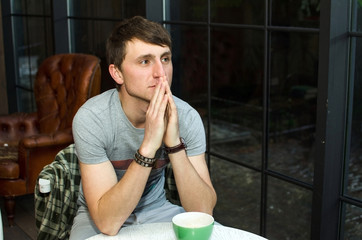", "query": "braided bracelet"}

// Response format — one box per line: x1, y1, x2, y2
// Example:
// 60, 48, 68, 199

134, 150, 156, 168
